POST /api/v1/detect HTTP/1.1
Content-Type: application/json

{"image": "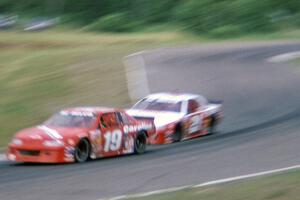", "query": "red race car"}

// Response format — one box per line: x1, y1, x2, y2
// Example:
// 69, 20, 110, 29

127, 93, 223, 144
7, 107, 155, 163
